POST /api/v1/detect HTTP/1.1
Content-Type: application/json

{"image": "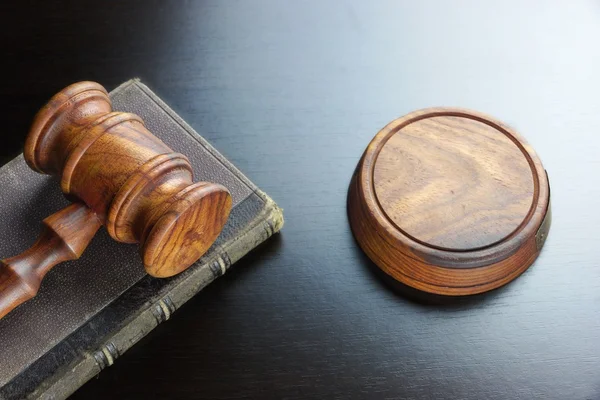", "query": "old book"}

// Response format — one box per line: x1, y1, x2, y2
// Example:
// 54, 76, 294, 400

0, 80, 283, 400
